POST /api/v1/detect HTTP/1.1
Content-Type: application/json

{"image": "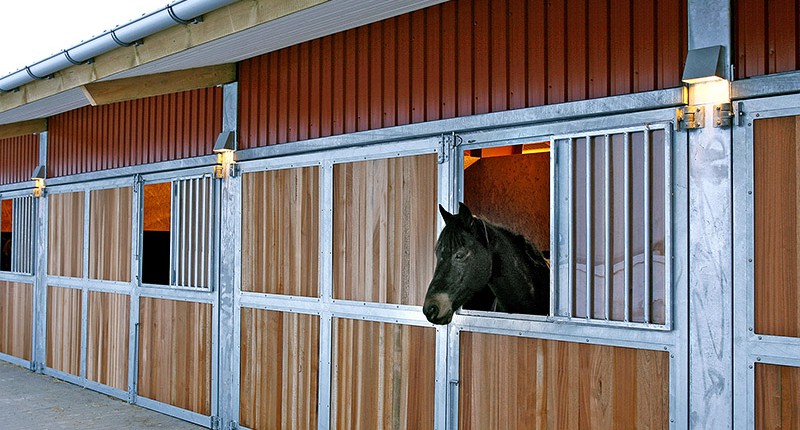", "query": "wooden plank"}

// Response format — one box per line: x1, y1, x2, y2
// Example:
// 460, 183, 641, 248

81, 64, 235, 107
566, 0, 587, 102
239, 309, 319, 429
609, 0, 632, 95
382, 18, 398, 127
768, 0, 798, 74
0, 119, 47, 140
137, 297, 212, 415
455, 0, 473, 117
48, 192, 85, 278
0, 281, 33, 361
410, 9, 427, 123
89, 187, 132, 282
46, 286, 82, 376
756, 363, 800, 428
241, 167, 319, 295
86, 291, 129, 391
507, 0, 526, 110
632, 0, 656, 92
754, 116, 800, 337
588, 0, 609, 98
331, 319, 435, 428
459, 332, 669, 429
527, 0, 546, 107
472, 0, 490, 113
332, 154, 437, 305
396, 14, 412, 126
490, 0, 508, 112
546, 0, 566, 104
